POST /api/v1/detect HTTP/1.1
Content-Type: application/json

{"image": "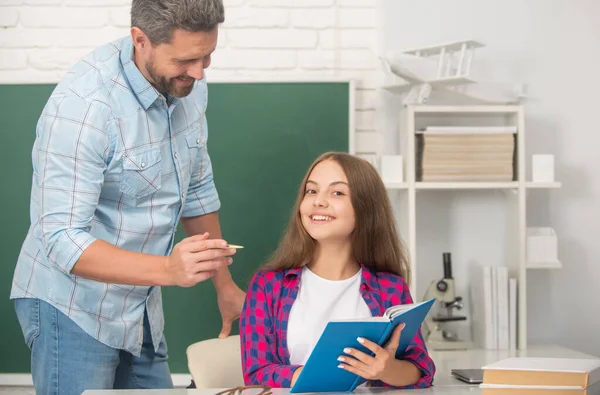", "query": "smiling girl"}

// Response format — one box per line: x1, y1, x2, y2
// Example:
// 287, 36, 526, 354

239, 152, 435, 389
